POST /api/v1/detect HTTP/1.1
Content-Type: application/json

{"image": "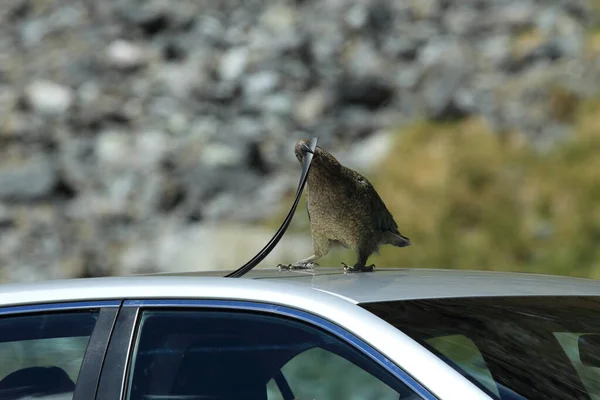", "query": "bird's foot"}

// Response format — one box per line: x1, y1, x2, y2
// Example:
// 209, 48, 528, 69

277, 261, 319, 271
342, 262, 375, 273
